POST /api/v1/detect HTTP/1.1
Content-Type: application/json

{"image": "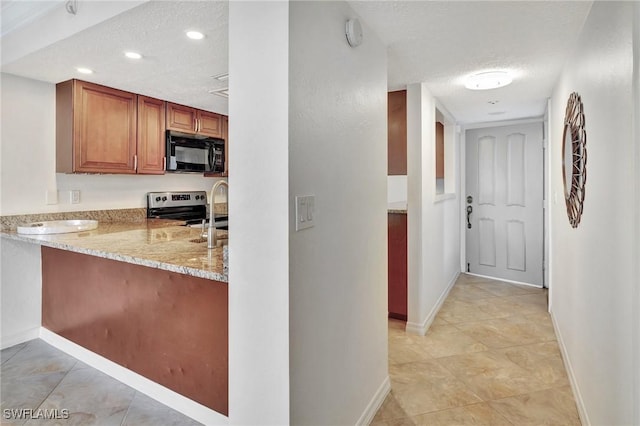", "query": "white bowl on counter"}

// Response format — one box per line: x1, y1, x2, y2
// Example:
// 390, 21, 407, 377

17, 219, 99, 235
